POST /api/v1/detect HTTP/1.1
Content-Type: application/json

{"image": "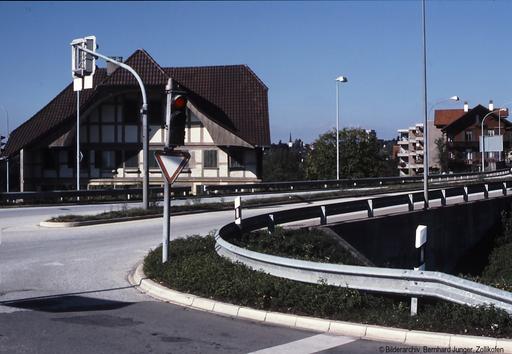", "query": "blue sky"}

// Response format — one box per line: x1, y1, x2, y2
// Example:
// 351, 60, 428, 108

1, 1, 512, 143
